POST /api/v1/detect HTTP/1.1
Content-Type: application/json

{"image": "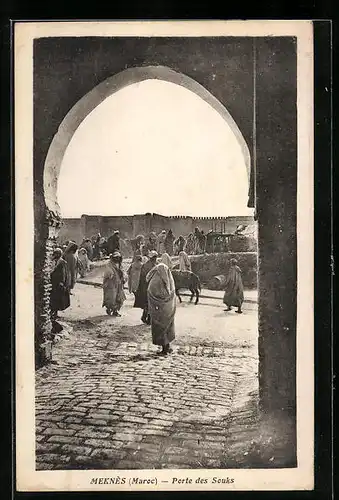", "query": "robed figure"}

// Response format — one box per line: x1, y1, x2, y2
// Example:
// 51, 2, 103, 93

134, 251, 158, 324
50, 248, 71, 320
146, 262, 176, 356
102, 251, 126, 316
223, 258, 244, 313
